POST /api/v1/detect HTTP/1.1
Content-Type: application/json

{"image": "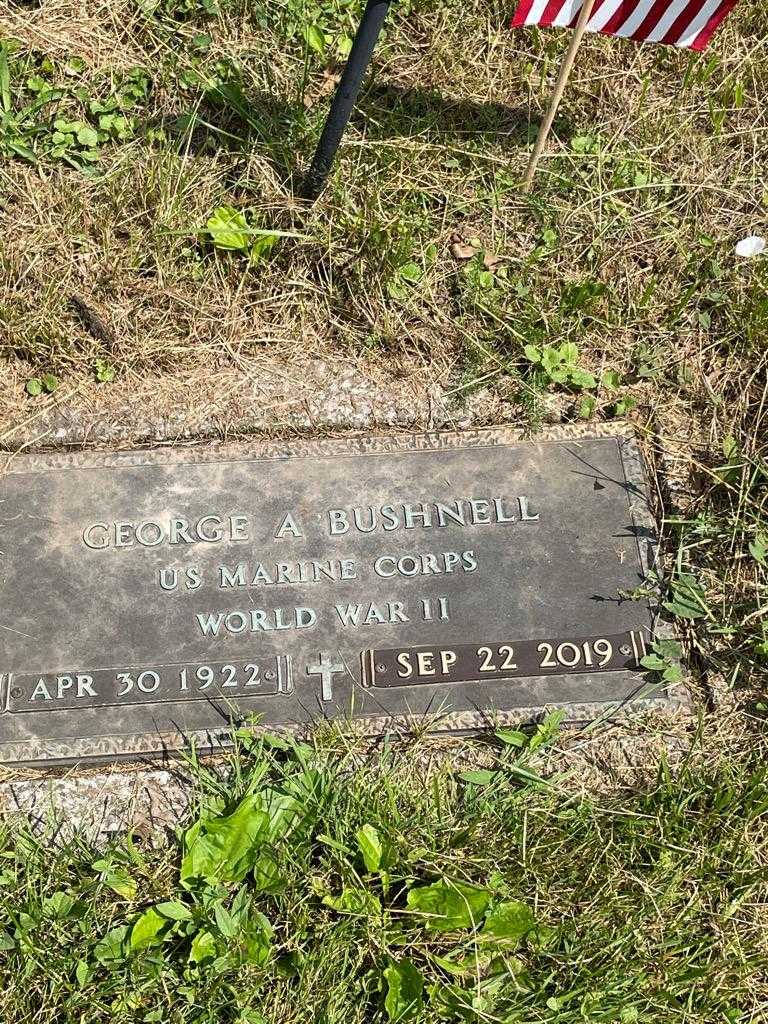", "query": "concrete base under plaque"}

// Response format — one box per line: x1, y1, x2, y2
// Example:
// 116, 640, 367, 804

0, 425, 677, 767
